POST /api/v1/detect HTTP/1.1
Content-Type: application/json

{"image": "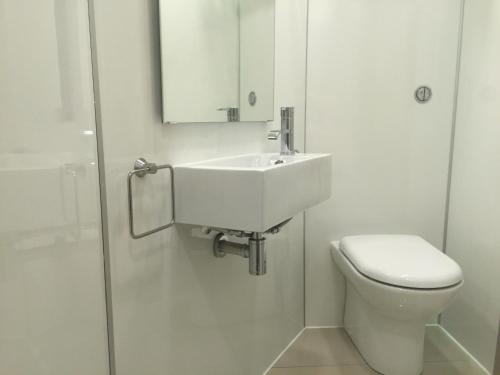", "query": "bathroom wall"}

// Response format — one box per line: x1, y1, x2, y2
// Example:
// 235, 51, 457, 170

441, 0, 500, 372
304, 0, 463, 326
90, 0, 308, 374
0, 0, 109, 374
